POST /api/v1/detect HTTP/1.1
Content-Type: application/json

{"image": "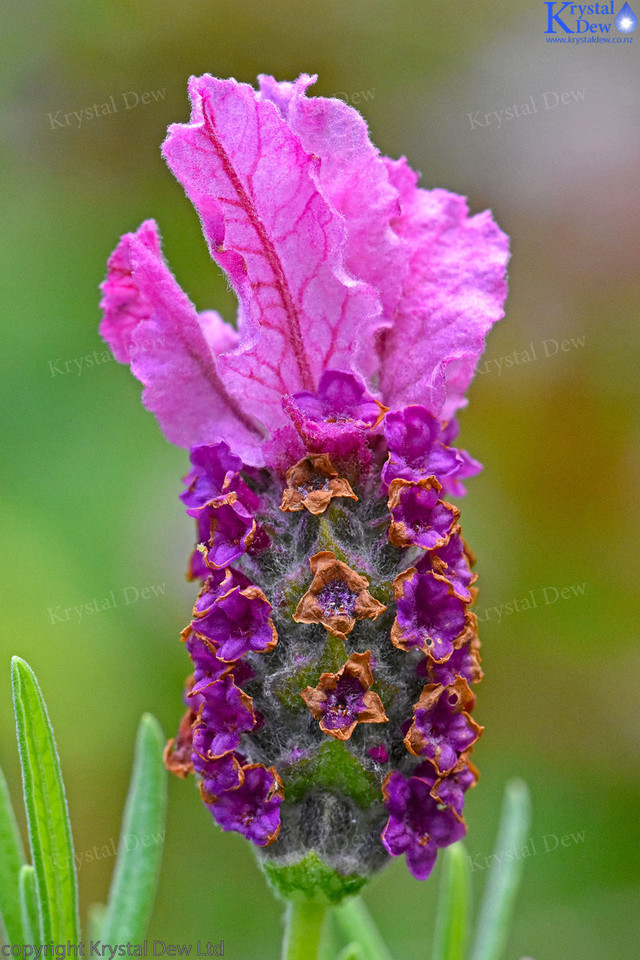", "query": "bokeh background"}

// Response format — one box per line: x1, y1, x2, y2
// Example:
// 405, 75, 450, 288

1, 1, 639, 957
